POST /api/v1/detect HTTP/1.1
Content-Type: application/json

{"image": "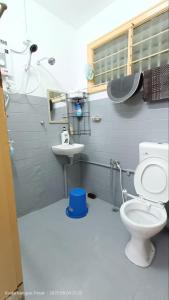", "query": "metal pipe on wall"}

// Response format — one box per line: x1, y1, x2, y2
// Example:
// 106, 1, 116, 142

63, 159, 134, 199
63, 157, 75, 199
80, 160, 135, 175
